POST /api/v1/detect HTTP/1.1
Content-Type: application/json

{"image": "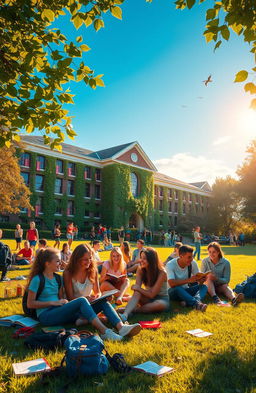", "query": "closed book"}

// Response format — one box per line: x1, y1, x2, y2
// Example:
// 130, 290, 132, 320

12, 358, 51, 376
